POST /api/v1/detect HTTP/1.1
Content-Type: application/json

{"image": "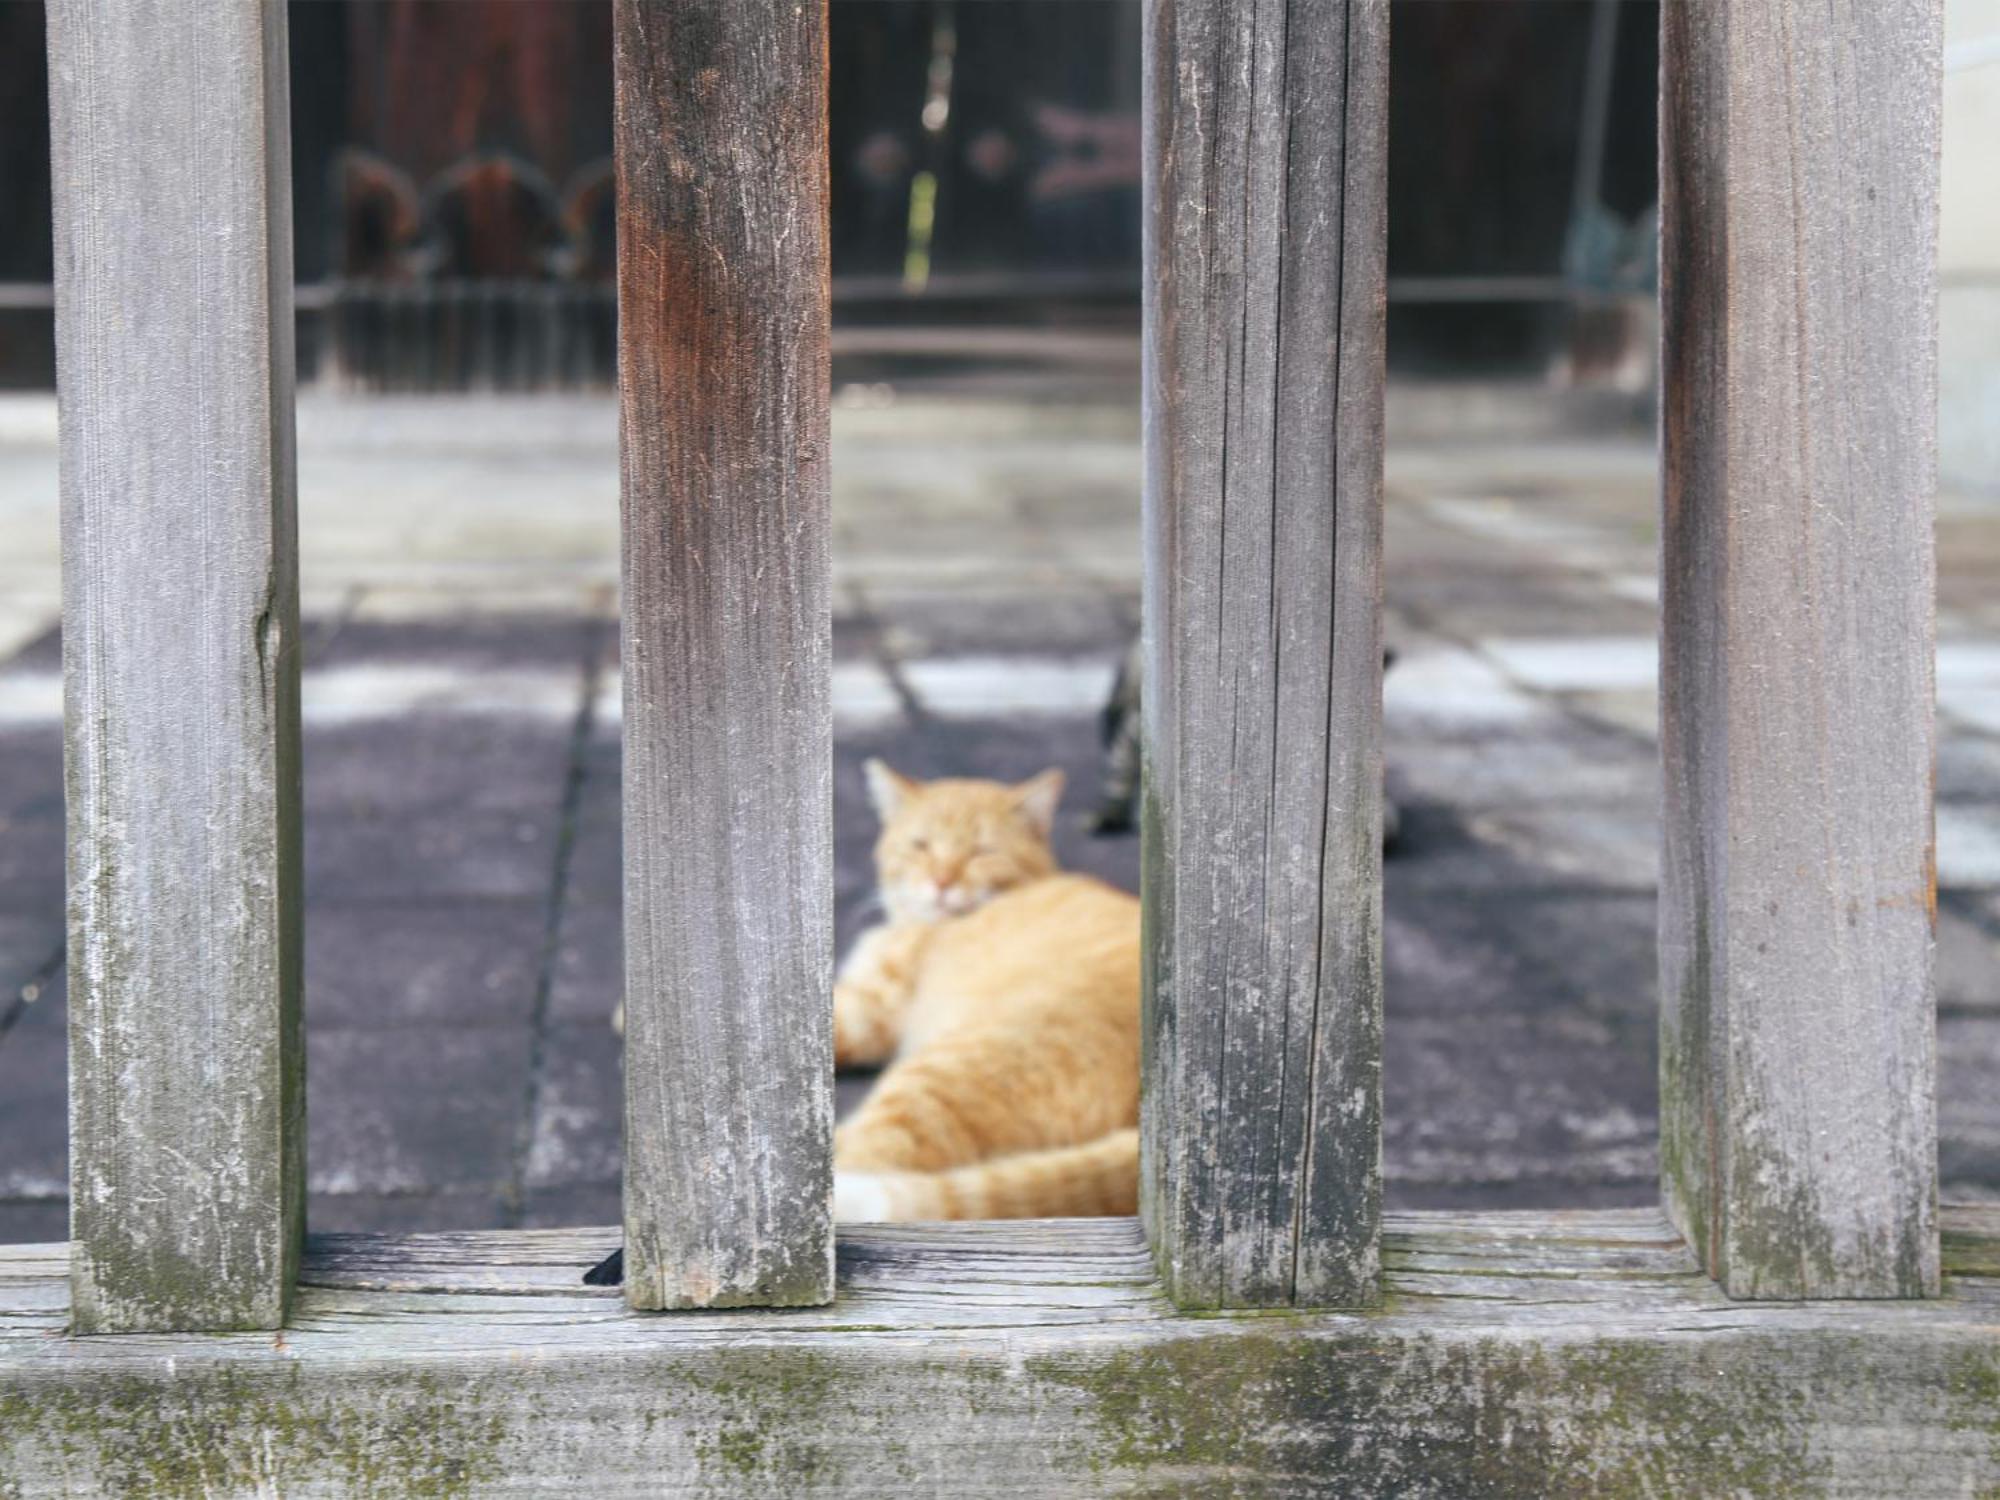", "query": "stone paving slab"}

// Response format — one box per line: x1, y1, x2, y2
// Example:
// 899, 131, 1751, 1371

306, 719, 580, 815
305, 1191, 521, 1236
0, 953, 66, 1219
305, 806, 563, 905
0, 625, 55, 673
518, 1184, 622, 1232
1385, 722, 1659, 810
524, 1023, 624, 1194
0, 730, 60, 923
306, 1025, 534, 1202
1941, 905, 2000, 1015
0, 916, 59, 1001
1384, 1013, 1657, 1206
307, 900, 546, 1029
0, 1200, 65, 1245
547, 896, 622, 1028
1390, 566, 1661, 640
1941, 1017, 2000, 1201
2, 962, 63, 1038
315, 614, 605, 674
864, 585, 1136, 662
0, 1016, 65, 1202
1386, 887, 1659, 1024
